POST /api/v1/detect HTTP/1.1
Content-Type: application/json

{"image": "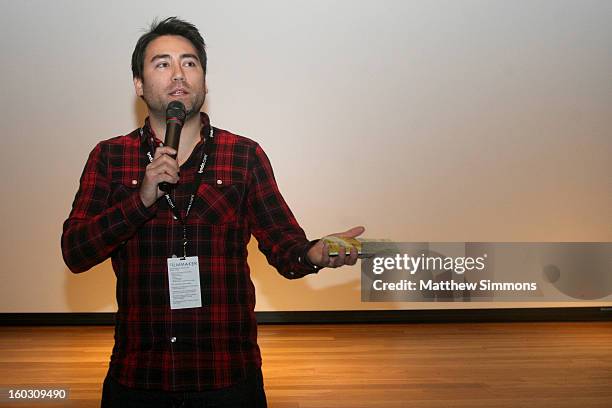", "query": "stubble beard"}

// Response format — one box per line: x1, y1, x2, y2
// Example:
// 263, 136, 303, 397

184, 92, 206, 120
141, 83, 206, 121
145, 94, 205, 120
